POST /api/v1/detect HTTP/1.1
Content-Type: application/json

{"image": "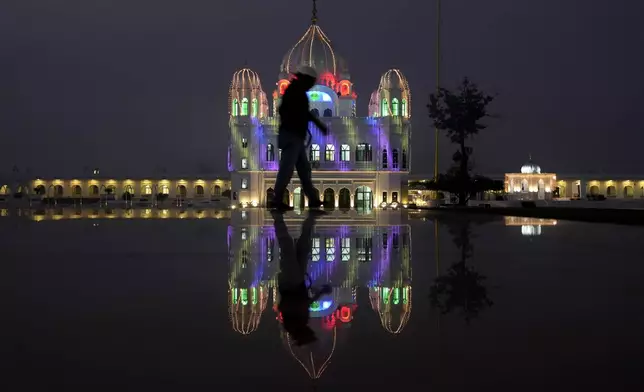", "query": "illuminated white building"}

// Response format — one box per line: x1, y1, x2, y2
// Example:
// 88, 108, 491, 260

228, 3, 412, 210
504, 157, 557, 200
226, 209, 412, 377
